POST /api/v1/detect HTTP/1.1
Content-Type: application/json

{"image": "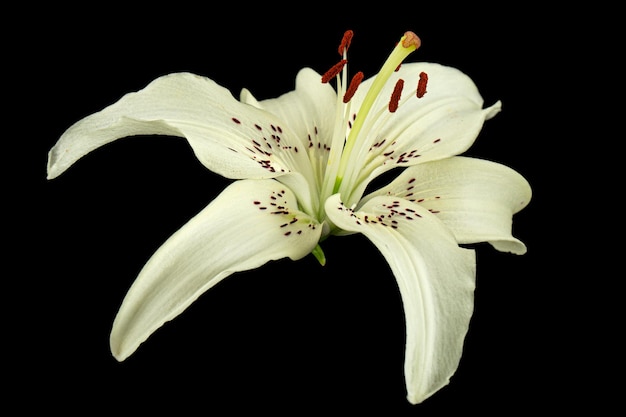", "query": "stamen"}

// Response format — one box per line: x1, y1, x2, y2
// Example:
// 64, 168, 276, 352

321, 59, 348, 83
338, 30, 354, 56
332, 31, 422, 195
328, 30, 424, 202
389, 78, 404, 112
417, 71, 428, 98
343, 71, 364, 103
